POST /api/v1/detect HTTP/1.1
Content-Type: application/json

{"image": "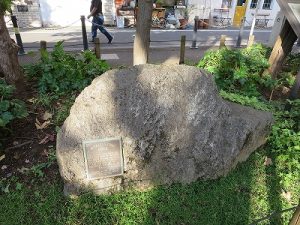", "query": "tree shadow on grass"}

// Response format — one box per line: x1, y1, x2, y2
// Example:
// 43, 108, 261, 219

265, 151, 283, 225
62, 150, 260, 225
